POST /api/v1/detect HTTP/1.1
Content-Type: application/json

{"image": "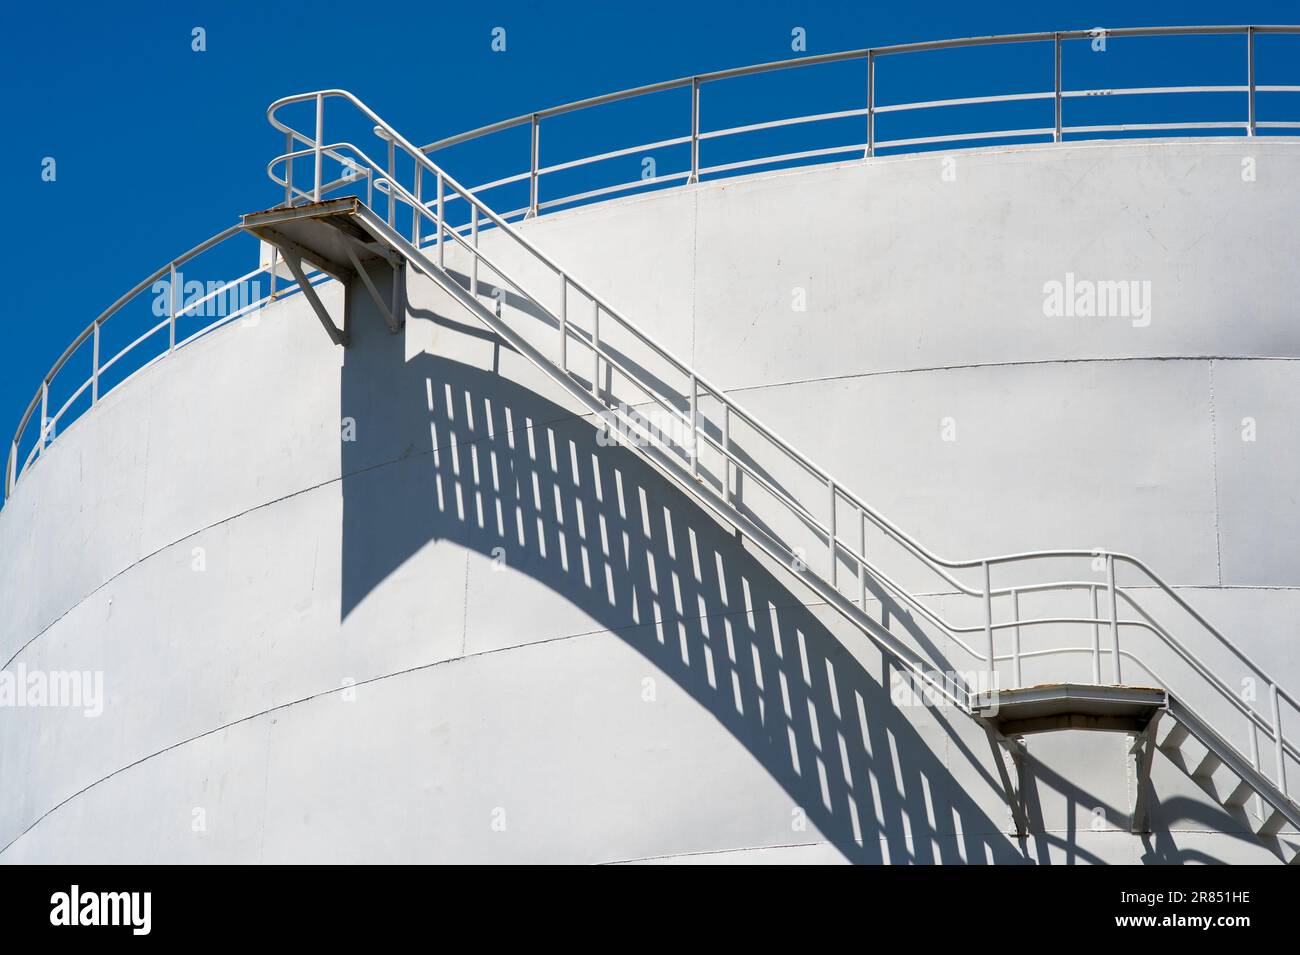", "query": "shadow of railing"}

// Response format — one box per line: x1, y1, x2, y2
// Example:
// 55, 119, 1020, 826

333, 276, 1241, 863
